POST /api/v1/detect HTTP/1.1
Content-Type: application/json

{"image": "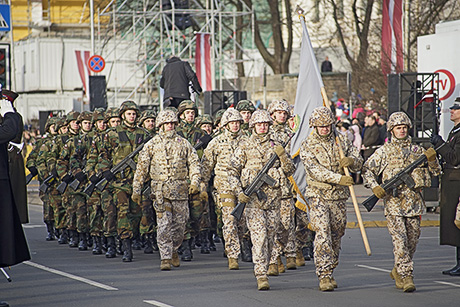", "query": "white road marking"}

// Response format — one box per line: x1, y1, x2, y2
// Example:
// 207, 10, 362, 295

434, 281, 460, 288
24, 261, 118, 291
144, 300, 175, 307
356, 264, 391, 273
23, 224, 45, 229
